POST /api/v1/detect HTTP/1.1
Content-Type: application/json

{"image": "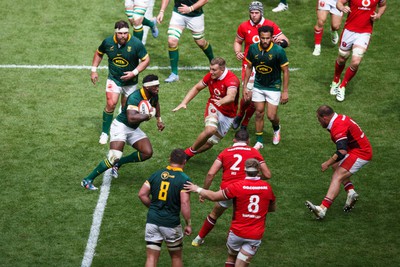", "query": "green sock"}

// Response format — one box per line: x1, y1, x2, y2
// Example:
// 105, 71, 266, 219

280, 0, 287, 4
256, 132, 264, 143
102, 110, 114, 134
202, 42, 214, 62
84, 159, 112, 182
168, 48, 179, 75
143, 17, 153, 28
133, 26, 144, 41
118, 151, 143, 166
